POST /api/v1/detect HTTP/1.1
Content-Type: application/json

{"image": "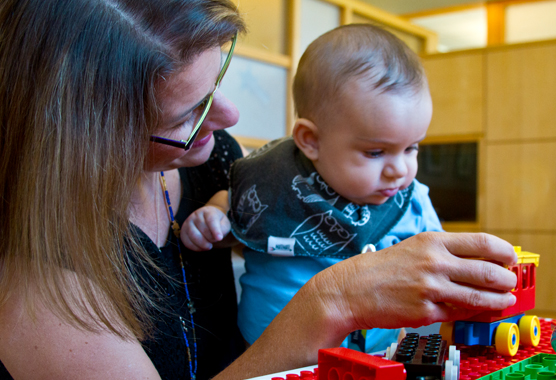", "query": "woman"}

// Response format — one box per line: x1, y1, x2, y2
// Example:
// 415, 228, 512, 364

0, 0, 518, 379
